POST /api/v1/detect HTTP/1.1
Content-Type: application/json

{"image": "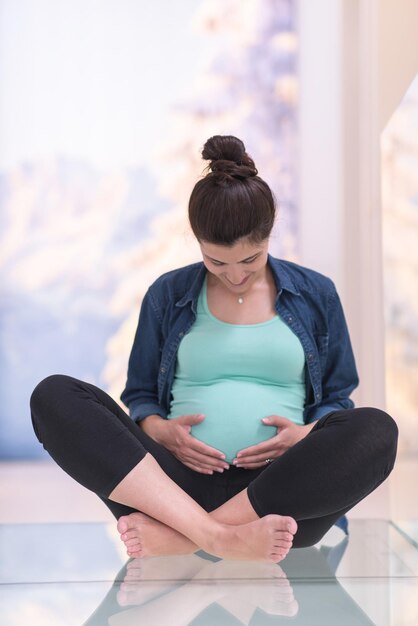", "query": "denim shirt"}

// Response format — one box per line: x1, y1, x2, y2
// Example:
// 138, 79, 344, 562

121, 255, 359, 424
